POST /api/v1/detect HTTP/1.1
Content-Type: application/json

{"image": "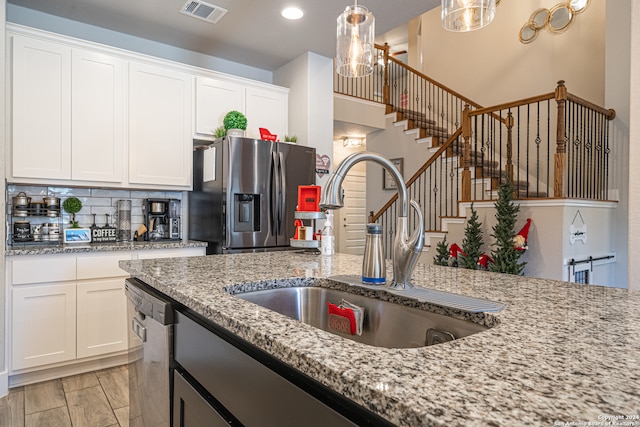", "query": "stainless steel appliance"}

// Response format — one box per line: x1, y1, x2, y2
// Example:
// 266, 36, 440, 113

143, 198, 181, 240
190, 136, 316, 254
125, 278, 174, 427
